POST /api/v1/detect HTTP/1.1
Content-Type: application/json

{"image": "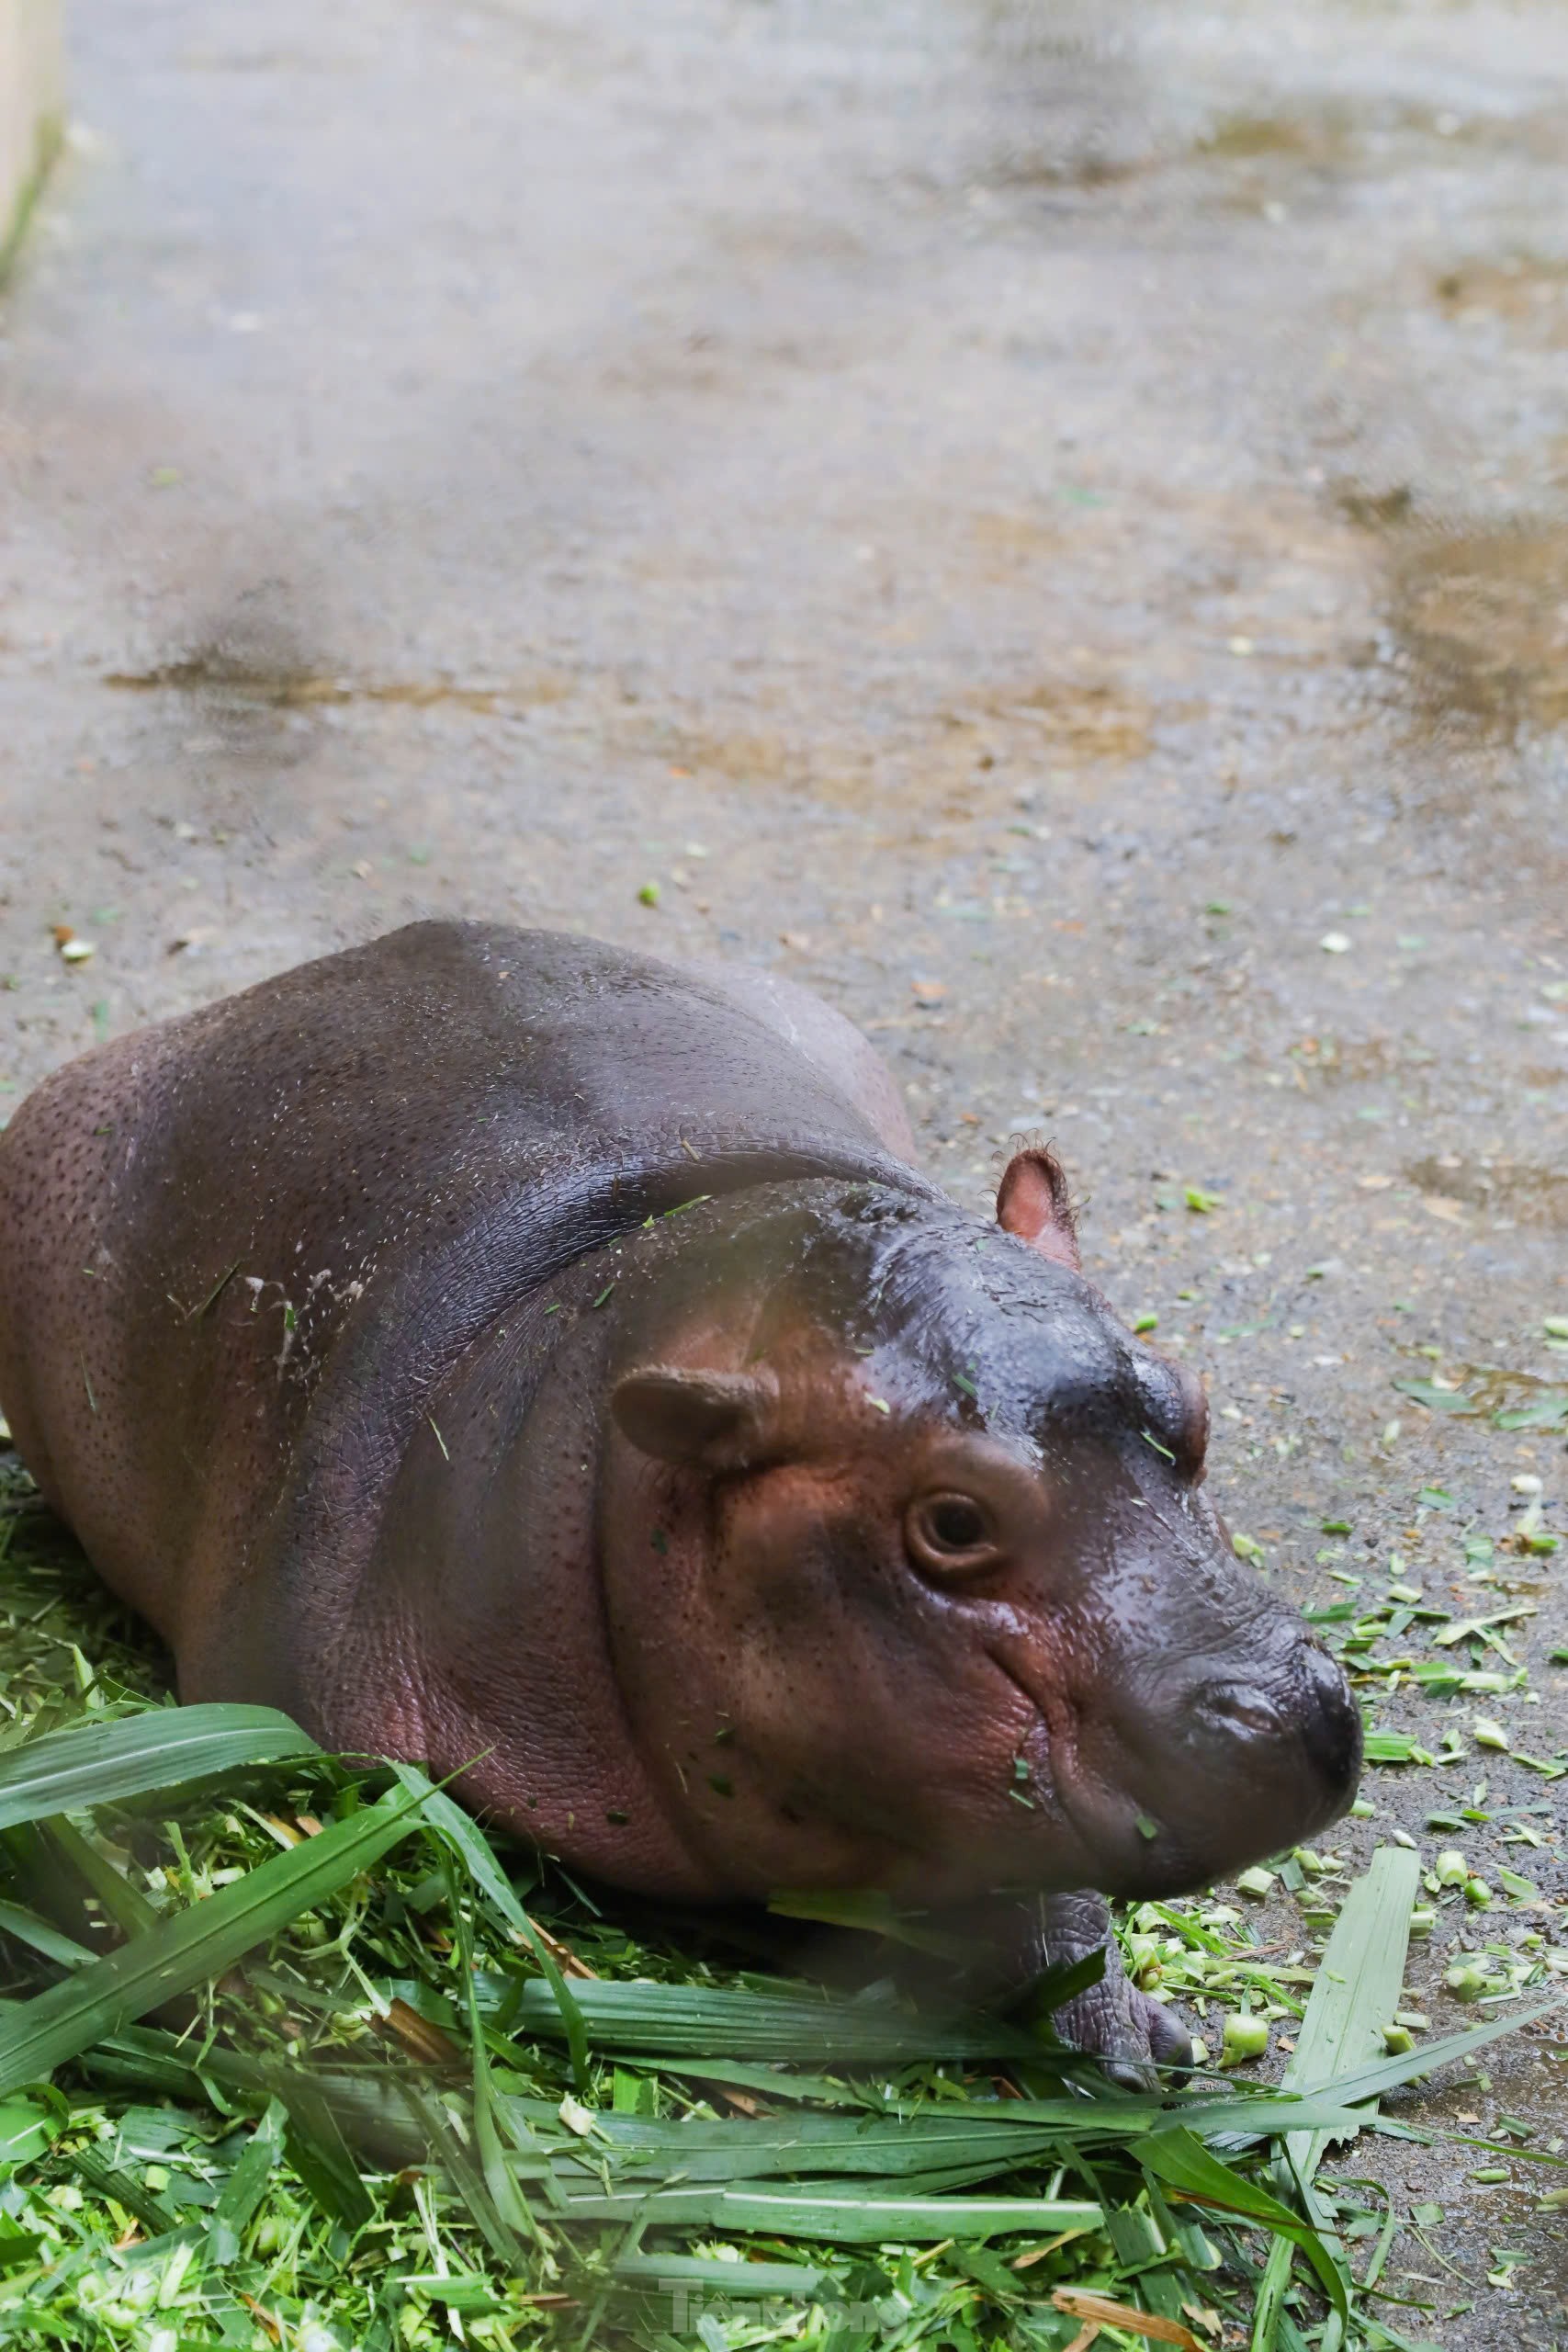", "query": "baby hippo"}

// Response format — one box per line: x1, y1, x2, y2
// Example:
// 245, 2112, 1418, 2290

0, 923, 1359, 2076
